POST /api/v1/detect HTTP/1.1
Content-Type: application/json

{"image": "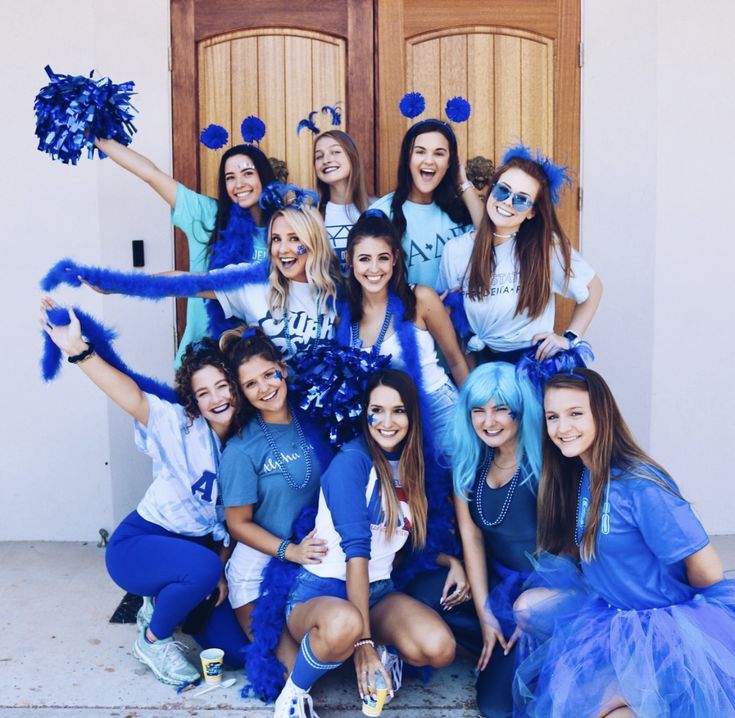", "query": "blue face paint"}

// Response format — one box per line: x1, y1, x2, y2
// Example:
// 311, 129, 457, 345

368, 413, 379, 426
274, 369, 284, 381
296, 244, 307, 256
